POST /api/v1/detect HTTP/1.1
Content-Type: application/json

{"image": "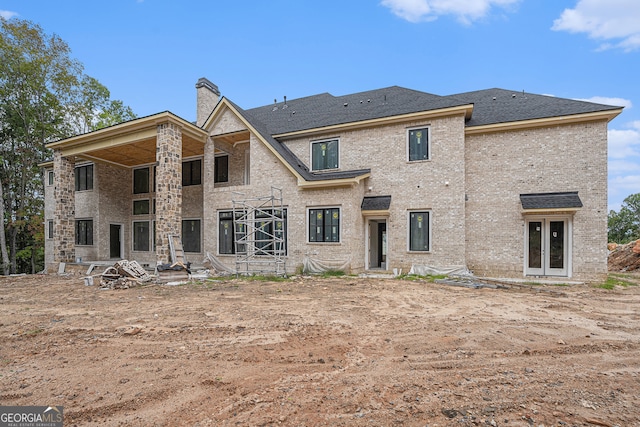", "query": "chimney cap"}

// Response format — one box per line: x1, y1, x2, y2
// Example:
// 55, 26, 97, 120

195, 77, 220, 95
